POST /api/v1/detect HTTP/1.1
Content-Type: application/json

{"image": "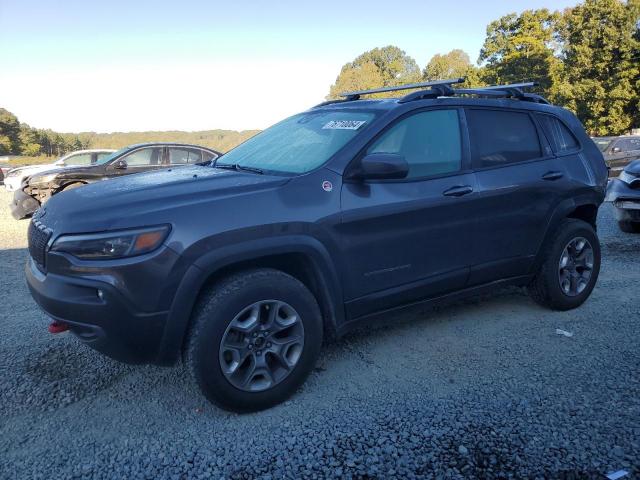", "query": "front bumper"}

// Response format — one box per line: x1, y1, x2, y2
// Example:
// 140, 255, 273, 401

10, 189, 40, 220
606, 178, 640, 221
25, 257, 169, 364
4, 176, 21, 192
